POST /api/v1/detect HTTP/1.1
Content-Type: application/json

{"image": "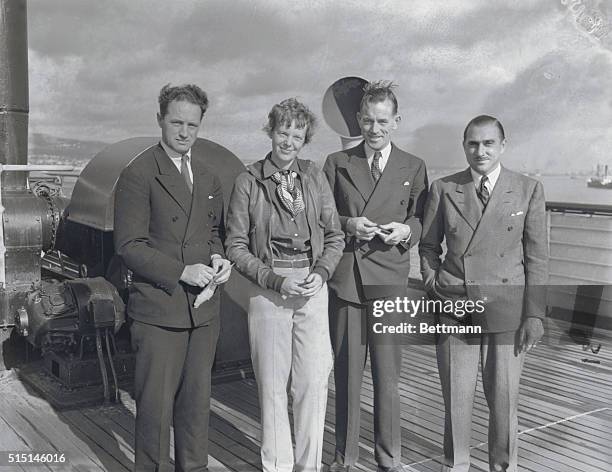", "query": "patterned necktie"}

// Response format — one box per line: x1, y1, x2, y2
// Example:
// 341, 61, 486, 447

271, 170, 305, 216
371, 151, 382, 183
478, 175, 490, 206
181, 154, 193, 193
